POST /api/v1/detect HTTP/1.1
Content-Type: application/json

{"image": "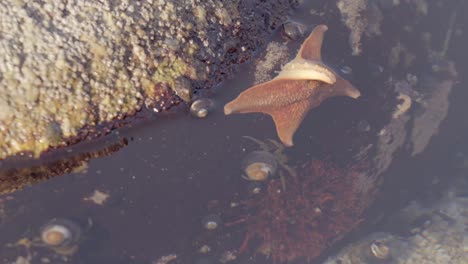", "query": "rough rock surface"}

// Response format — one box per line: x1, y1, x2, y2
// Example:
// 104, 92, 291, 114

323, 181, 468, 264
0, 0, 296, 159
